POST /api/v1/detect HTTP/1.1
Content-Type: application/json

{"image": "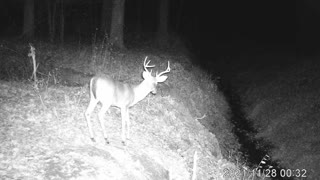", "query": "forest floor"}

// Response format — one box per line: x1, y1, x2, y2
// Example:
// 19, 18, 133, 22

0, 41, 263, 180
